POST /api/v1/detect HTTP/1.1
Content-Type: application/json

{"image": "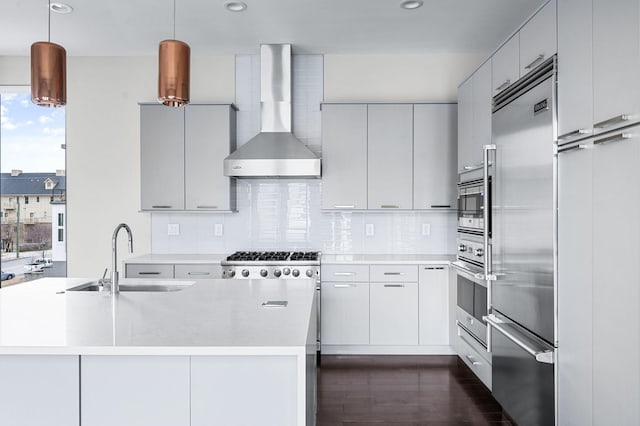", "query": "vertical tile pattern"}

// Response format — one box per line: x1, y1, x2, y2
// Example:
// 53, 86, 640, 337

150, 54, 457, 255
